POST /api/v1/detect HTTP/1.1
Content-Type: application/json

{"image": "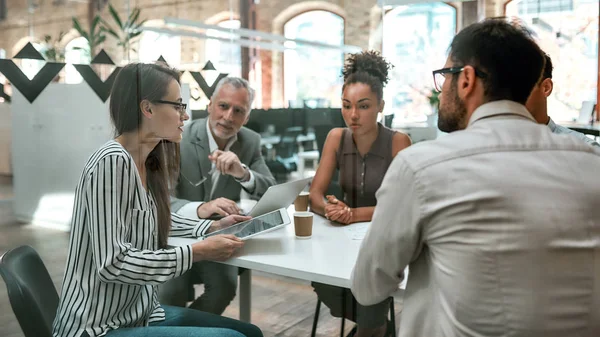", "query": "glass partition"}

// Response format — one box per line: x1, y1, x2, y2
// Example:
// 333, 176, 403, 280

506, 0, 599, 122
